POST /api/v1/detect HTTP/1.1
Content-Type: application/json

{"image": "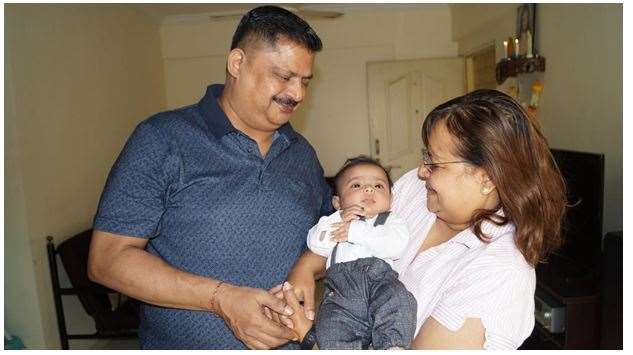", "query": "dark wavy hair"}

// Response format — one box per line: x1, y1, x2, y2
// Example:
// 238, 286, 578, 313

422, 89, 567, 266
333, 155, 393, 196
231, 6, 322, 52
